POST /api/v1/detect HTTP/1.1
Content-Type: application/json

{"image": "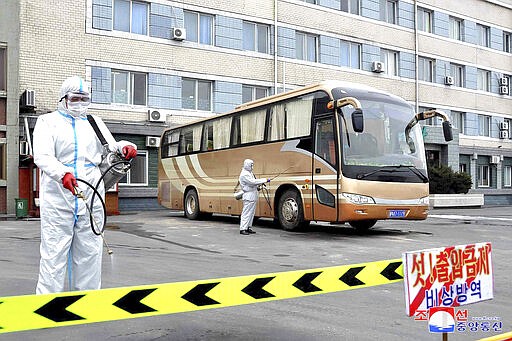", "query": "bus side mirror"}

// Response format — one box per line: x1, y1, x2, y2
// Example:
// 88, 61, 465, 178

351, 109, 364, 133
442, 121, 453, 142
